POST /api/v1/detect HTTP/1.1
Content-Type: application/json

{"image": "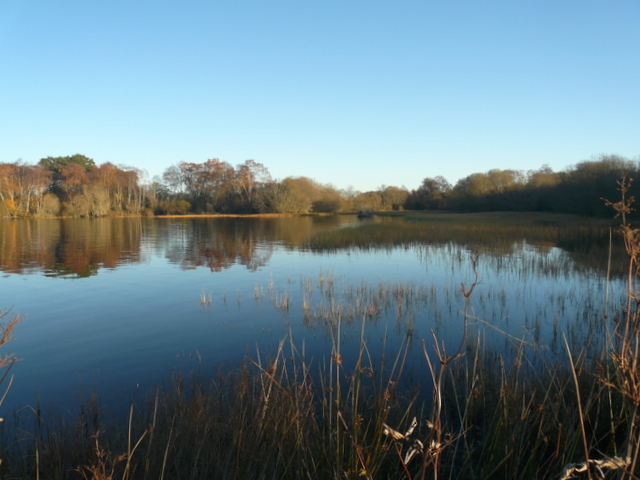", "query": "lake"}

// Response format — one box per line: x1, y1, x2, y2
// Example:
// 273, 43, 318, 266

0, 215, 623, 419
